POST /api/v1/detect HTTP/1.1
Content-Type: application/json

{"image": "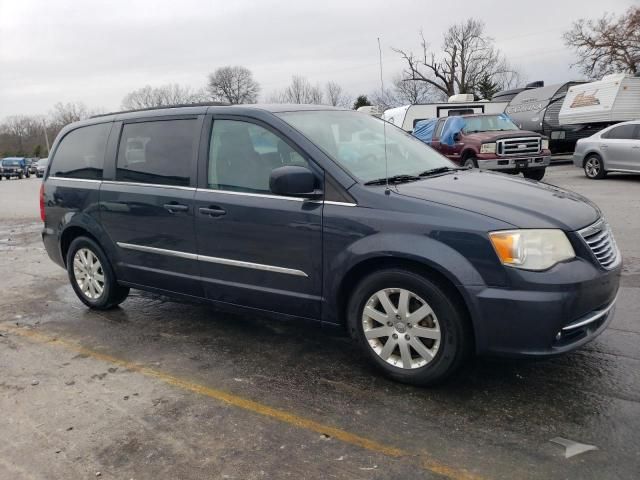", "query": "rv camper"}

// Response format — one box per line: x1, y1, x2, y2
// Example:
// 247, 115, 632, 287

559, 74, 640, 127
383, 94, 509, 132
504, 81, 589, 152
